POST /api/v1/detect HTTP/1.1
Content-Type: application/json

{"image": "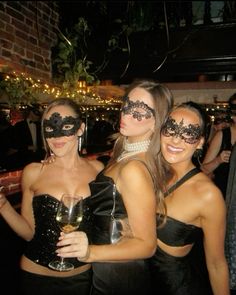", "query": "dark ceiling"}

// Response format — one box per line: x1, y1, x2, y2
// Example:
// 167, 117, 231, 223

56, 1, 236, 84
